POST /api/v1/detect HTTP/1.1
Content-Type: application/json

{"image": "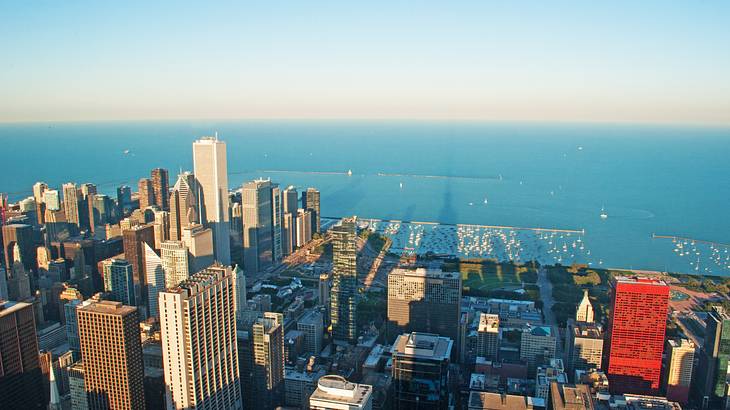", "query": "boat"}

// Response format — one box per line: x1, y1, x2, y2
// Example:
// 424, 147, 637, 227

399, 182, 403, 189
123, 149, 130, 155
600, 206, 608, 219
483, 198, 488, 205
347, 169, 353, 176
